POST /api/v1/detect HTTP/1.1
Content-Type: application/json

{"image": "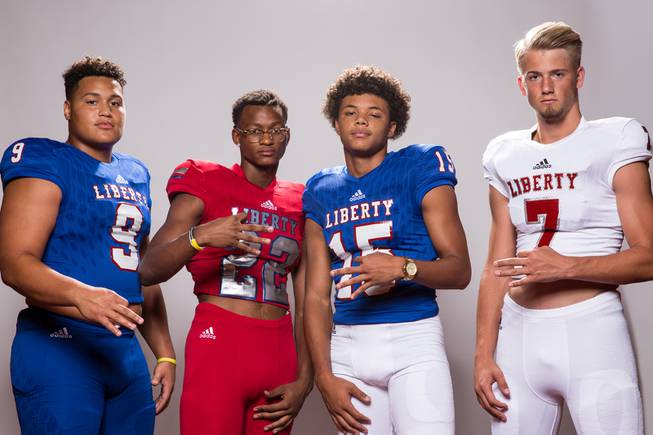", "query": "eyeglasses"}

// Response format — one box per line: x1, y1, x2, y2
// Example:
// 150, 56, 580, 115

235, 127, 289, 143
